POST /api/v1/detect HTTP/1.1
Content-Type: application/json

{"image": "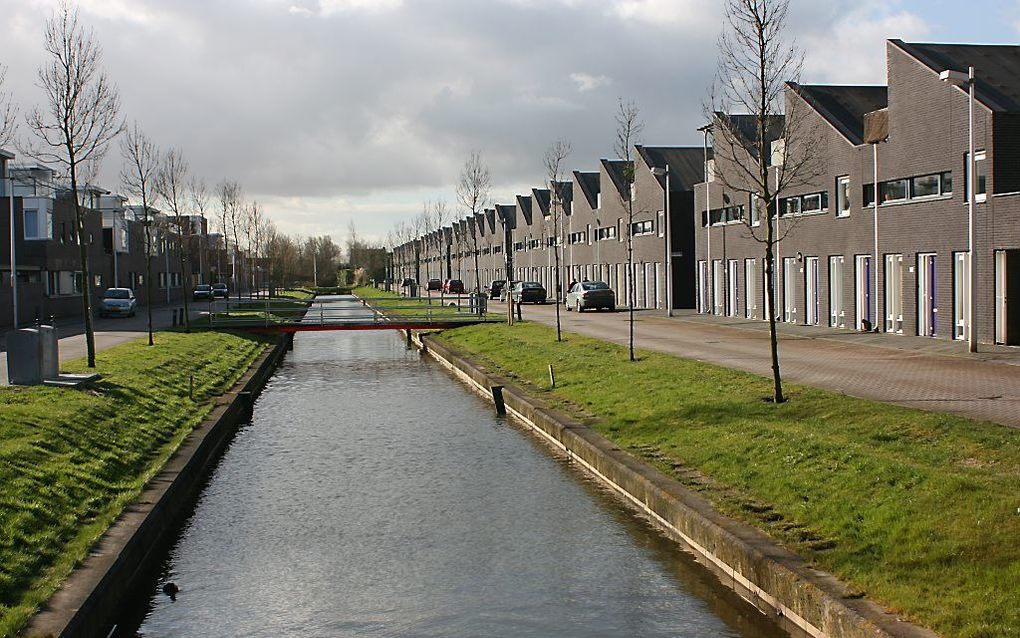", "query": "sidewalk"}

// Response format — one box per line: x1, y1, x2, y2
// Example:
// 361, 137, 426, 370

1, 304, 202, 385
491, 302, 1020, 429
